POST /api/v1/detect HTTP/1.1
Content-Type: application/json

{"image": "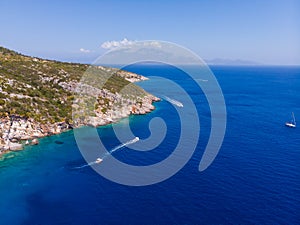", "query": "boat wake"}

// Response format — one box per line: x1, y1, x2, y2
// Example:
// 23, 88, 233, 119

73, 137, 140, 169
196, 78, 208, 82
163, 96, 183, 107
73, 161, 98, 169
106, 136, 140, 156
